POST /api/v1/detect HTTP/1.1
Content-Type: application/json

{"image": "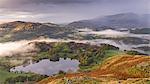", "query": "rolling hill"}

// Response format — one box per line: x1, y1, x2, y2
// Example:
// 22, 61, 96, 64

0, 21, 72, 41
